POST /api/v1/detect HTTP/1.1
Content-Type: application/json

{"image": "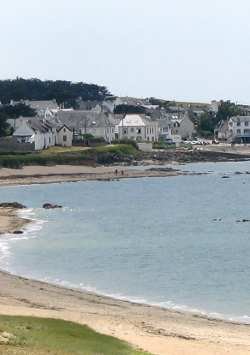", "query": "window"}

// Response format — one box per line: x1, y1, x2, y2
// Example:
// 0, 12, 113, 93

123, 129, 127, 135
237, 121, 241, 126
130, 127, 134, 133
245, 121, 249, 126
63, 135, 67, 142
237, 129, 241, 134
137, 128, 141, 134
244, 129, 250, 134
64, 128, 66, 132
